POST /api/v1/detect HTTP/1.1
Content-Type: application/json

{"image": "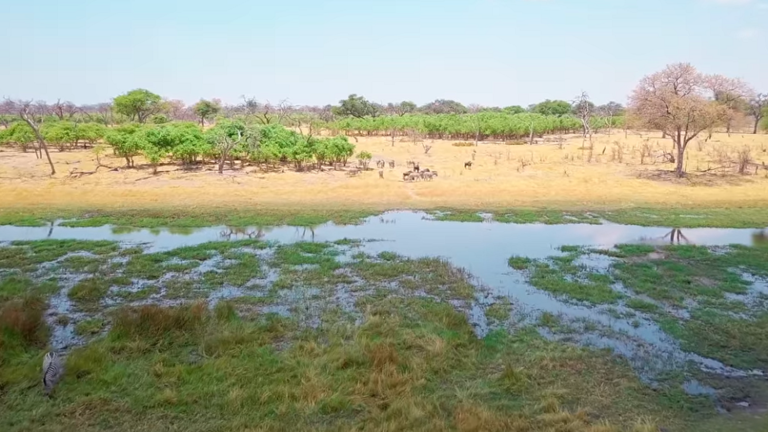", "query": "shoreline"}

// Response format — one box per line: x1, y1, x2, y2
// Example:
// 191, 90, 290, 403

2, 205, 768, 229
